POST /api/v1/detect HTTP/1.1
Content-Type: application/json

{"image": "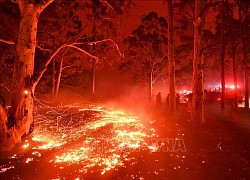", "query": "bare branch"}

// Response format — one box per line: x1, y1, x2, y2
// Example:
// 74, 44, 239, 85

33, 44, 67, 88
62, 65, 74, 70
33, 43, 99, 88
0, 38, 15, 45
73, 39, 124, 58
10, 0, 17, 4
39, 0, 54, 11
152, 68, 167, 84
0, 84, 12, 93
152, 49, 160, 67
66, 44, 99, 60
36, 44, 52, 53
100, 0, 116, 13
153, 55, 167, 67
